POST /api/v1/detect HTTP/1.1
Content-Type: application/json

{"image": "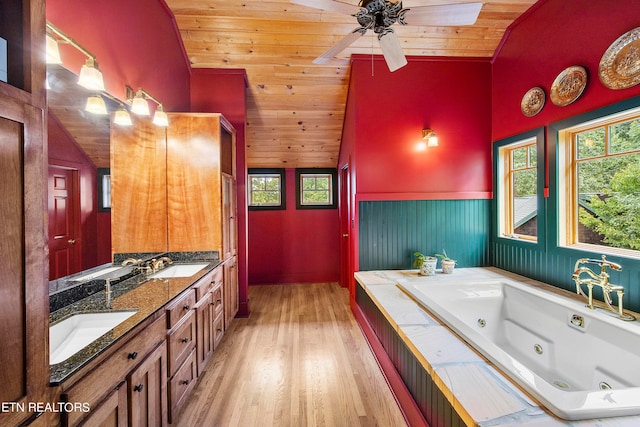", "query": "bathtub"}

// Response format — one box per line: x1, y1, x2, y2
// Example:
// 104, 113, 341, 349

398, 278, 640, 420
